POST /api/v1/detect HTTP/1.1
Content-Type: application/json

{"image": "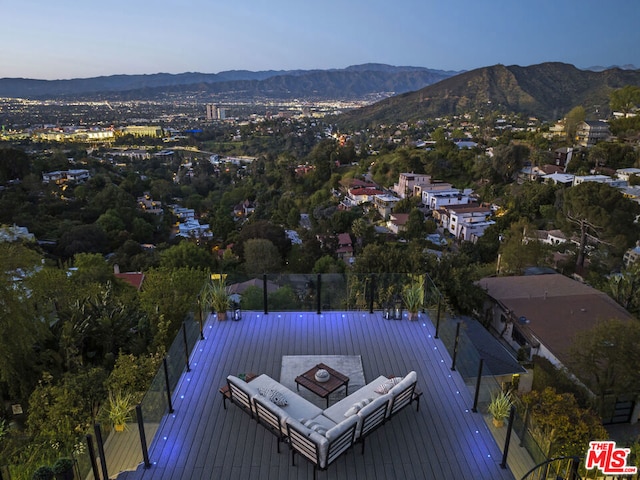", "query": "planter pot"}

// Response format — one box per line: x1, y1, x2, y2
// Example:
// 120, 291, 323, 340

217, 311, 228, 321
55, 468, 74, 480
492, 417, 505, 428
408, 311, 419, 321
114, 423, 126, 432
